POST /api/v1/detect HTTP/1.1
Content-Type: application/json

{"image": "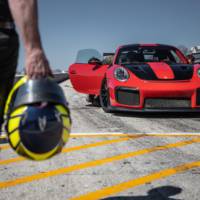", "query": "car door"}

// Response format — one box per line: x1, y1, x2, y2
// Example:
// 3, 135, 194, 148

69, 49, 108, 95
